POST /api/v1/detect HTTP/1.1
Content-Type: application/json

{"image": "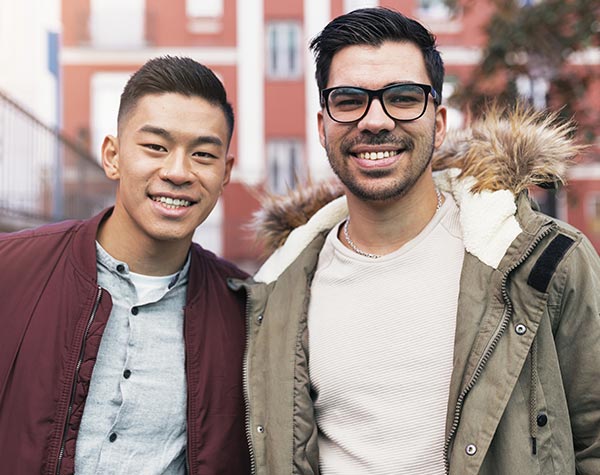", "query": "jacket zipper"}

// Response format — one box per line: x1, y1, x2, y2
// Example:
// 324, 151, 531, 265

242, 284, 258, 475
443, 225, 554, 474
55, 286, 103, 475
